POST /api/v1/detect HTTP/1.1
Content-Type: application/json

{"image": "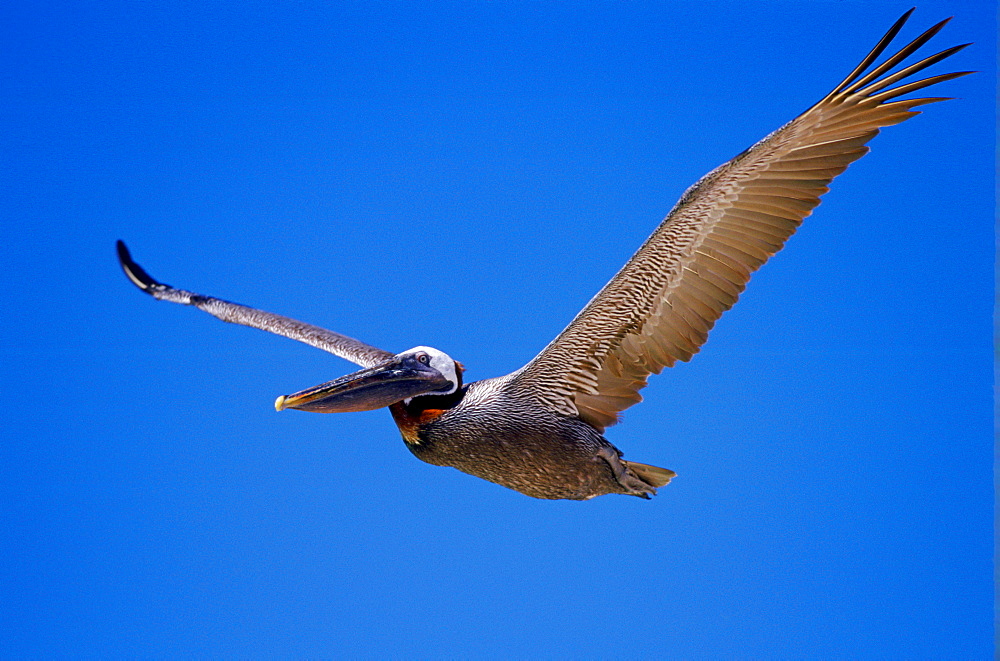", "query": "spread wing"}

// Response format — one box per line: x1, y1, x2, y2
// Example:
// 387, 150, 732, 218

512, 11, 972, 431
117, 241, 394, 368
